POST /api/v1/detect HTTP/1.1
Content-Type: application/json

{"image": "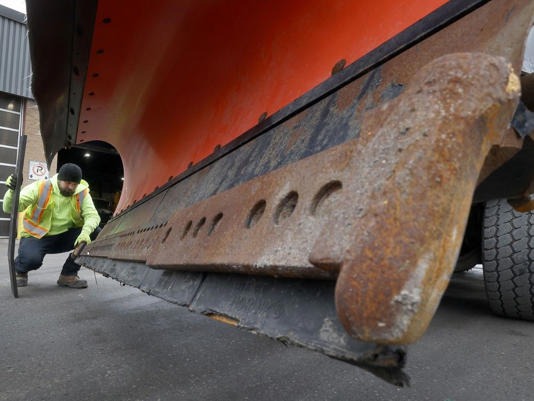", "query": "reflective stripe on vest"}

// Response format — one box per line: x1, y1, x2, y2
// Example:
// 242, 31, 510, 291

30, 180, 53, 221
22, 218, 48, 238
76, 189, 87, 212
23, 180, 53, 239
